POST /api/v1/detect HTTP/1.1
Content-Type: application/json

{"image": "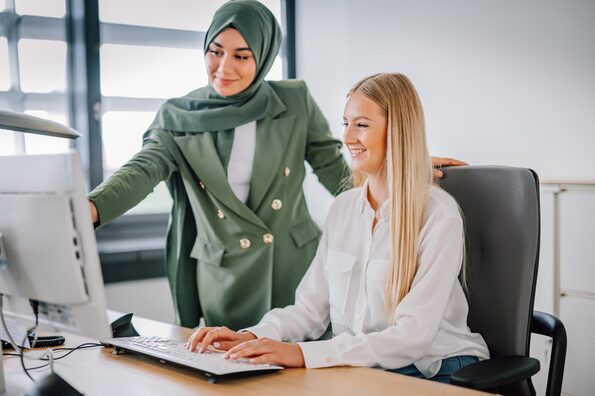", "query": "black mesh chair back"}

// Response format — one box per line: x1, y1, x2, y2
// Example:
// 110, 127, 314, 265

439, 166, 540, 395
